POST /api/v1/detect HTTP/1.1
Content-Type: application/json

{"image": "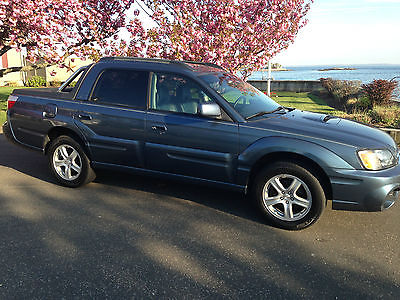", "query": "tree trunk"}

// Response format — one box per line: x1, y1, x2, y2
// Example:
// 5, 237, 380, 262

0, 63, 51, 78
